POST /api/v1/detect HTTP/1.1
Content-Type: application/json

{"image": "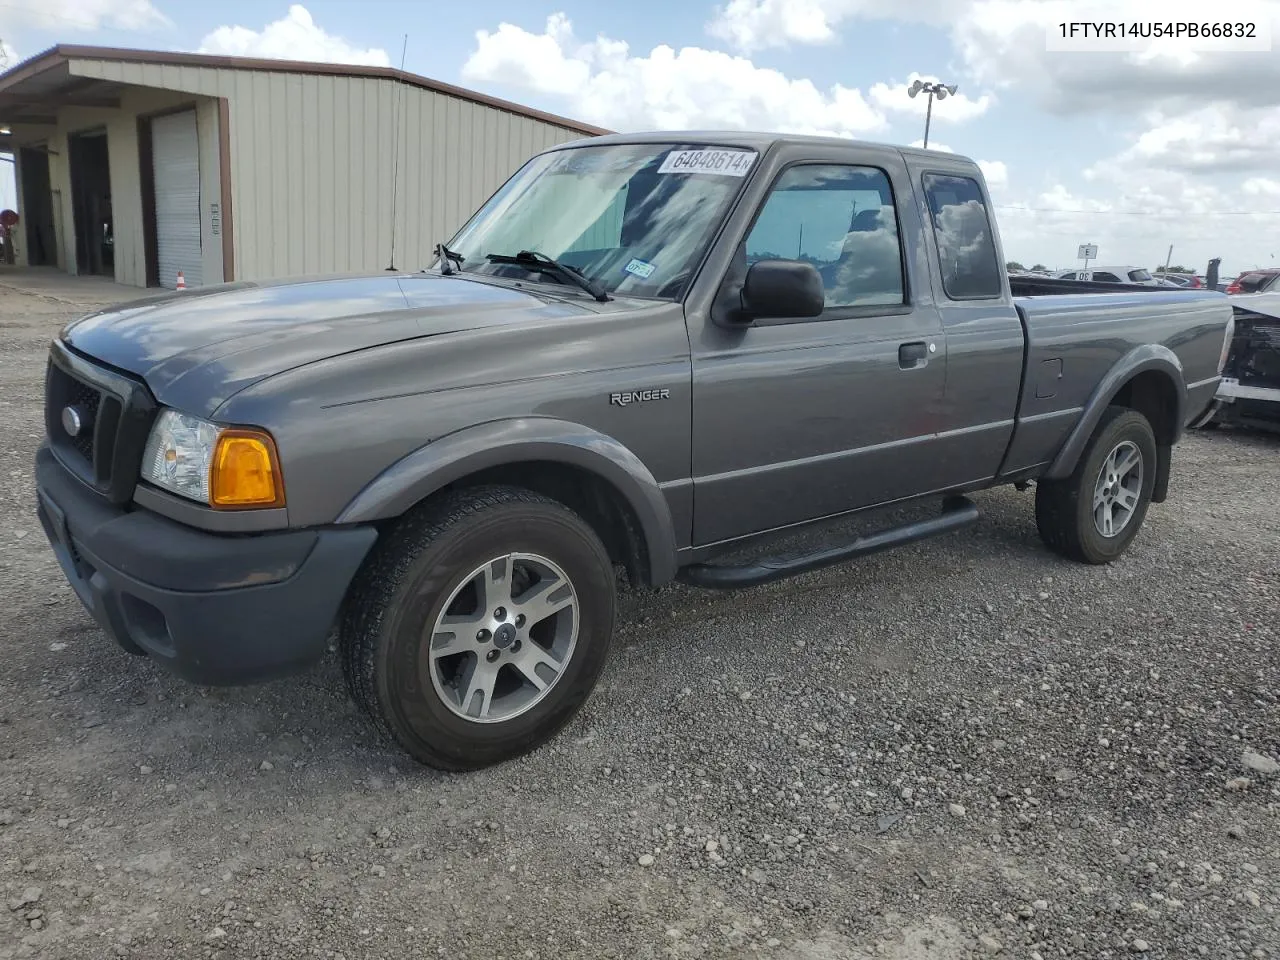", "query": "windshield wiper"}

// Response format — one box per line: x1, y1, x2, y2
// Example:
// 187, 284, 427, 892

434, 242, 464, 276
485, 250, 610, 302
